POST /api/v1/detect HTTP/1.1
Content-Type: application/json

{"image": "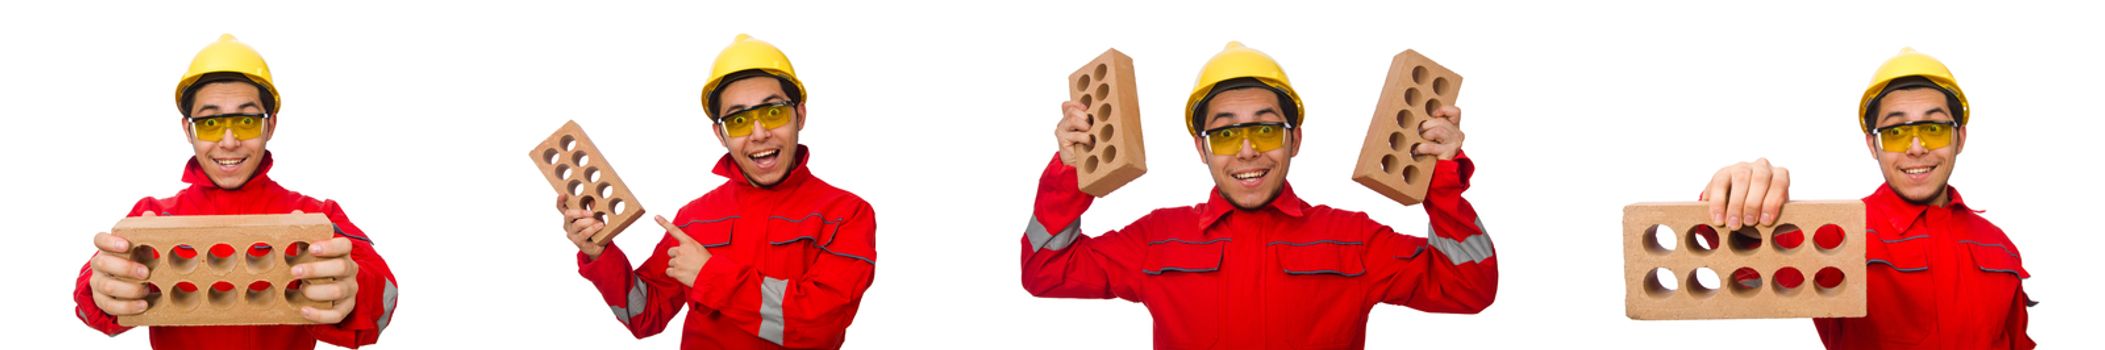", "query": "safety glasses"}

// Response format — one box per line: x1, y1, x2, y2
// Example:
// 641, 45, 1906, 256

1201, 122, 1291, 156
716, 101, 795, 138
187, 113, 269, 142
1871, 120, 1958, 152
